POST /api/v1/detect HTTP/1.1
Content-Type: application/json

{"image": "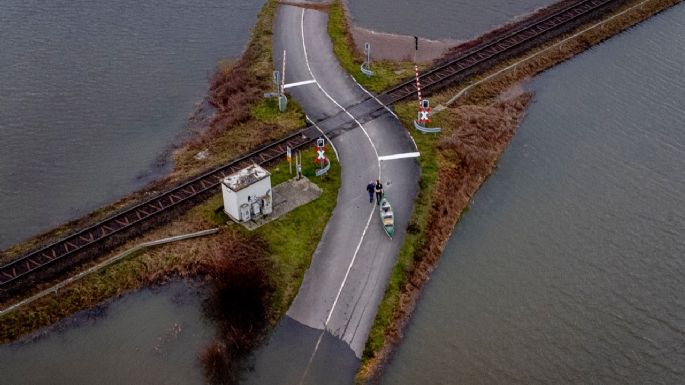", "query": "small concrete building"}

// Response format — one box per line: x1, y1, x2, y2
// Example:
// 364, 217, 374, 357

221, 164, 273, 222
